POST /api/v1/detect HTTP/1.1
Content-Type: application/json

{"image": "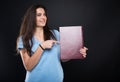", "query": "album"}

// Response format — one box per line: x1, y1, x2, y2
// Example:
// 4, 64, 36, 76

59, 26, 84, 60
